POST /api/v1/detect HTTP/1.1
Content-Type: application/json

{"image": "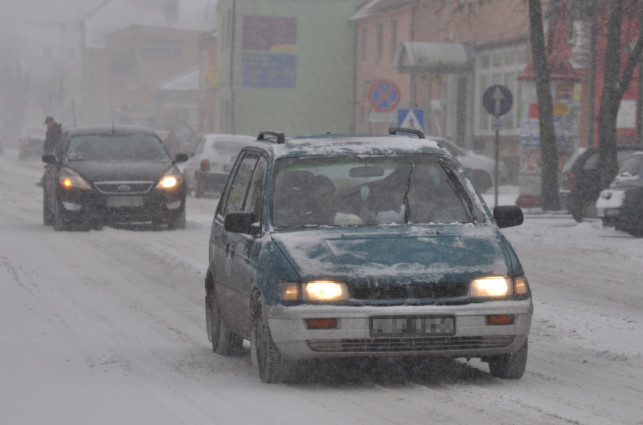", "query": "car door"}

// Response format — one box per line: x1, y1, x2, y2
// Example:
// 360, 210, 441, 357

211, 150, 266, 334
